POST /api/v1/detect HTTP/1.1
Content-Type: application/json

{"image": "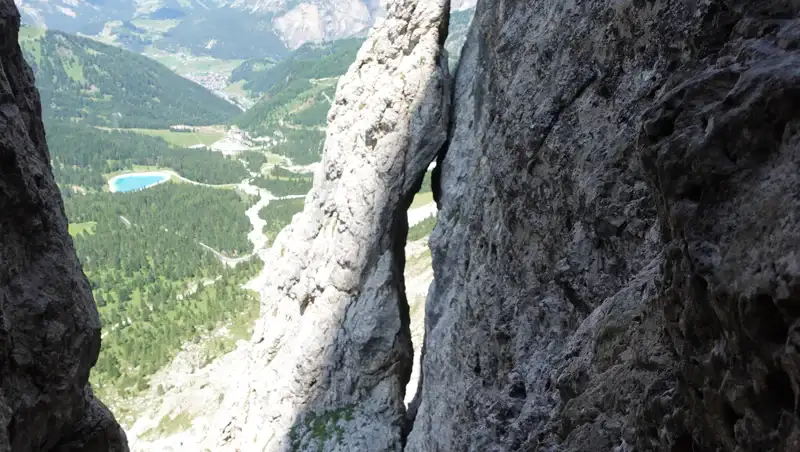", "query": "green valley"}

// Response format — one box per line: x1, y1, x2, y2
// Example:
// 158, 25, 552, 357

19, 26, 240, 128
21, 16, 444, 422
48, 121, 248, 192
228, 39, 363, 165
